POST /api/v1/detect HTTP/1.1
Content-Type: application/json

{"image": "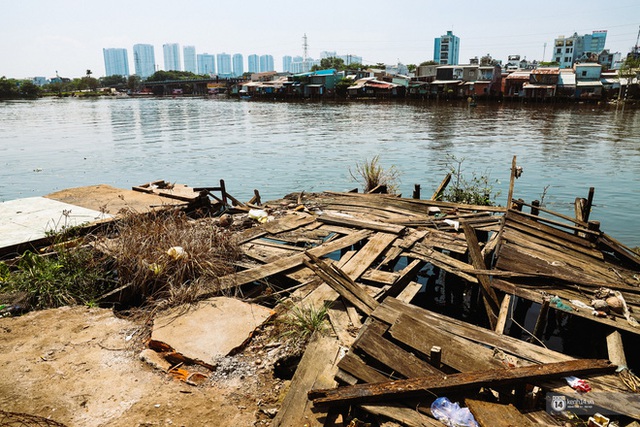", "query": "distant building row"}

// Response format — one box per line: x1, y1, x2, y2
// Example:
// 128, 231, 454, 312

103, 44, 363, 79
